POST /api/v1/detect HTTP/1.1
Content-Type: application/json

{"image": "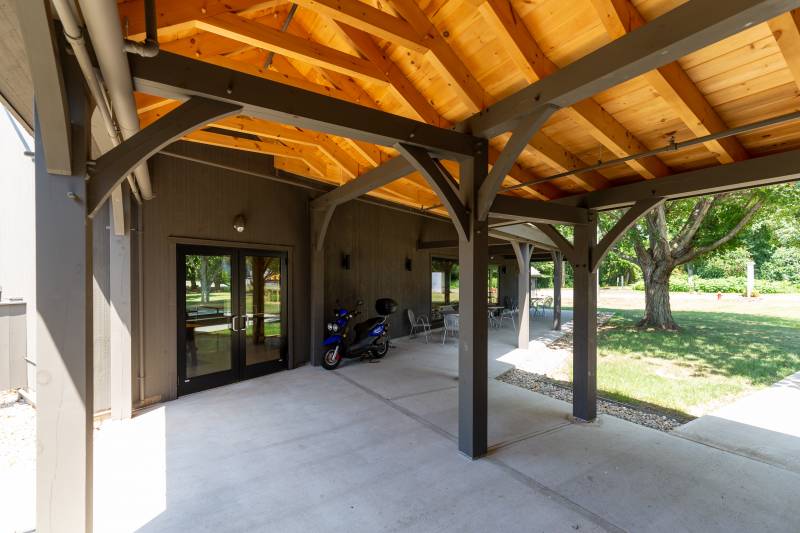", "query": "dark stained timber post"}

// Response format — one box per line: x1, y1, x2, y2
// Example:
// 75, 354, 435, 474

457, 142, 490, 458
309, 207, 331, 366
552, 251, 563, 331
34, 51, 93, 532
572, 214, 598, 421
